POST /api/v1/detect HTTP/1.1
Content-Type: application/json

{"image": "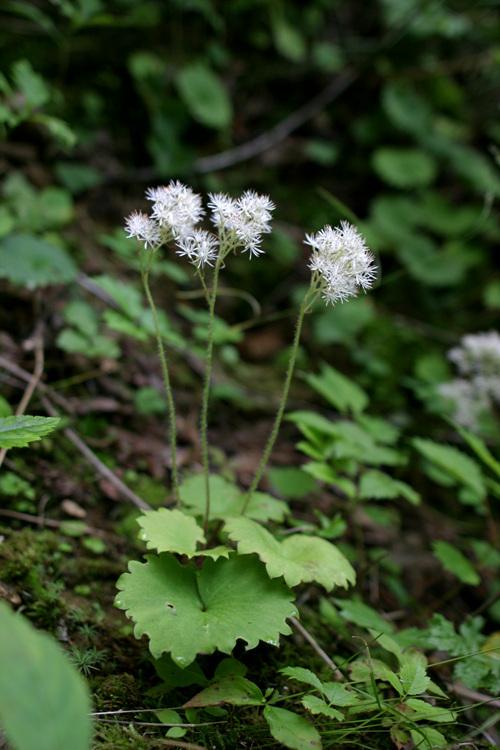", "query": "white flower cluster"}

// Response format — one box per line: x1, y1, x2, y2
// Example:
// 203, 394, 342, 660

438, 331, 500, 428
305, 221, 377, 304
146, 182, 204, 239
124, 182, 275, 267
125, 181, 204, 251
208, 190, 275, 257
